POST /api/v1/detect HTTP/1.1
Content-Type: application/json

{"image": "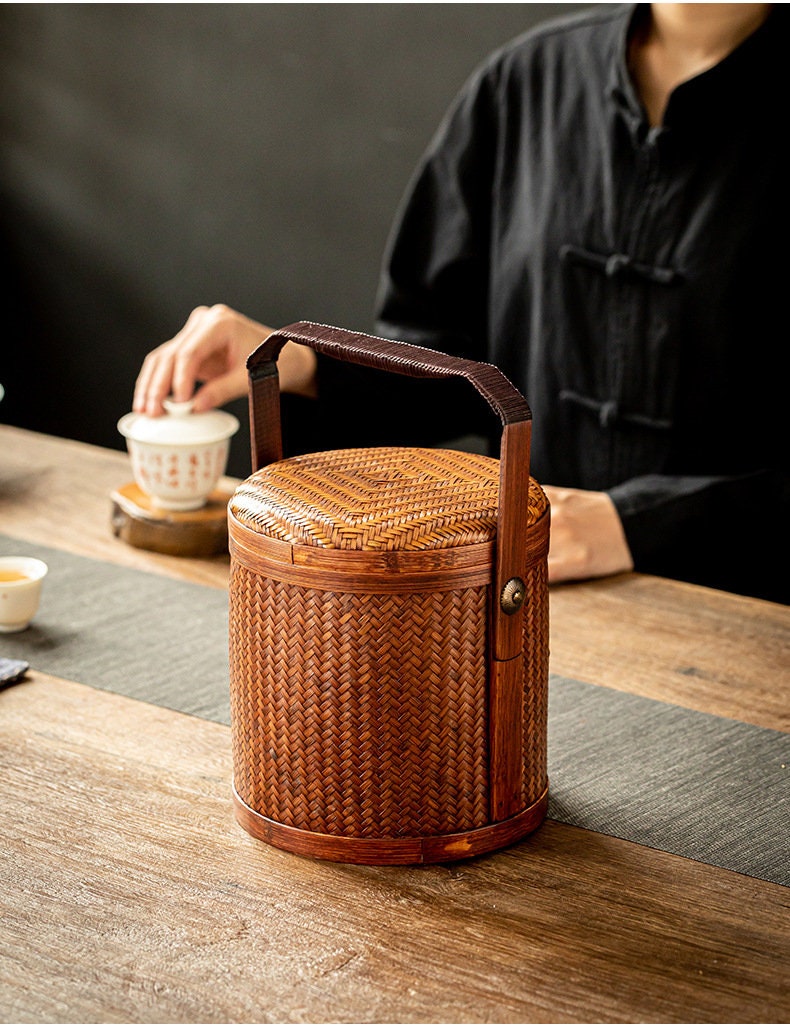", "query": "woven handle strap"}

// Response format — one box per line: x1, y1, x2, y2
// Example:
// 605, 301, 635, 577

247, 320, 532, 663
